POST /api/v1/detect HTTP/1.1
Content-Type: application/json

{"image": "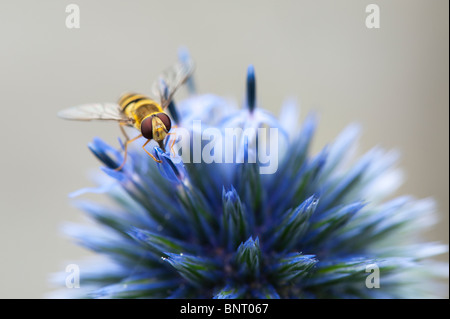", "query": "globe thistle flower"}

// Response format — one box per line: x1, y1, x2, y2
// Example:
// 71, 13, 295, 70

55, 56, 447, 299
